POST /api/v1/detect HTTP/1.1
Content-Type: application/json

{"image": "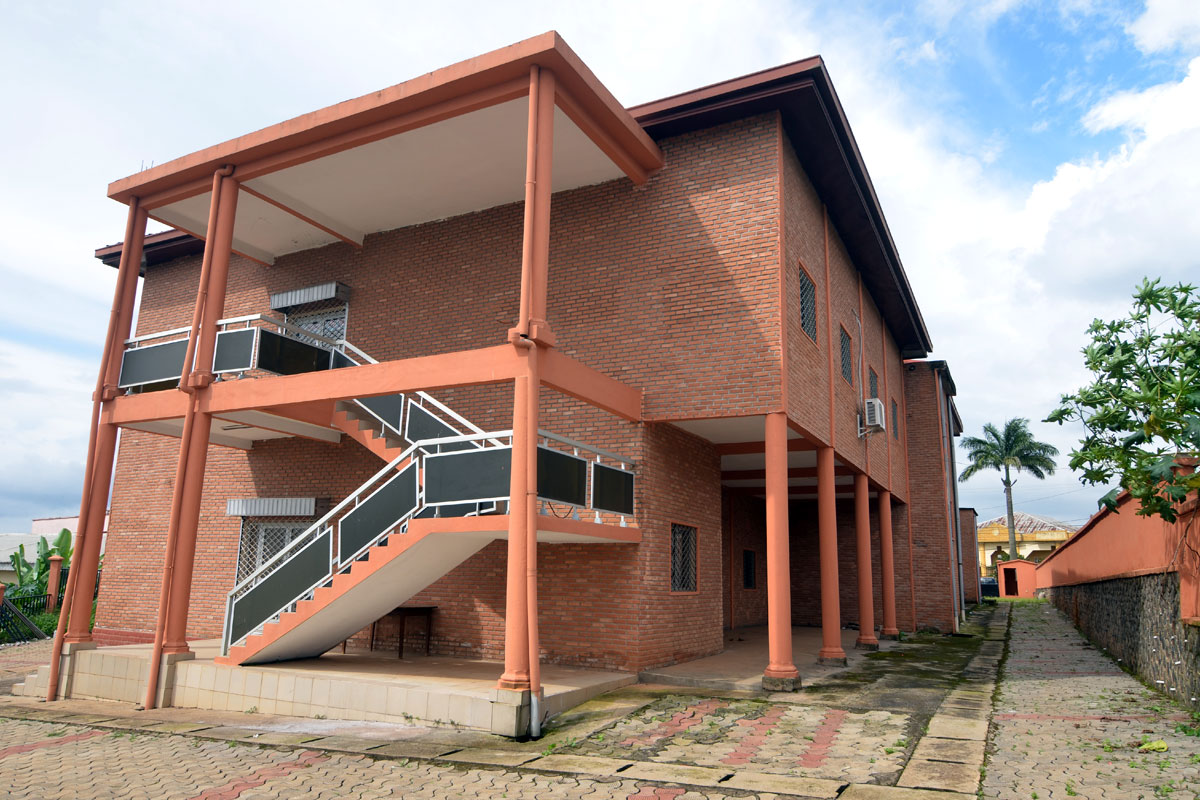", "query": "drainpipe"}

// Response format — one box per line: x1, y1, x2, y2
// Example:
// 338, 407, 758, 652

144, 166, 232, 710
46, 197, 145, 701
519, 337, 542, 739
